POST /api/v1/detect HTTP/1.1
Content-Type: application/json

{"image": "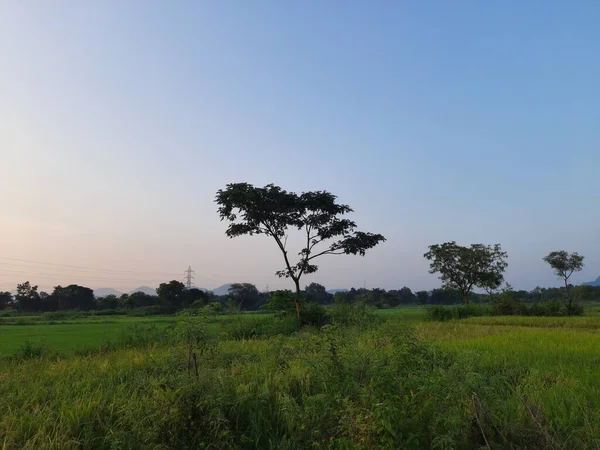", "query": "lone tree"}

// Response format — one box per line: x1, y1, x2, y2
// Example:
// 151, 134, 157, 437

424, 241, 508, 303
543, 250, 584, 313
543, 250, 584, 289
215, 183, 386, 315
